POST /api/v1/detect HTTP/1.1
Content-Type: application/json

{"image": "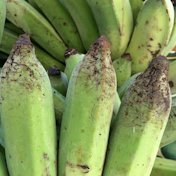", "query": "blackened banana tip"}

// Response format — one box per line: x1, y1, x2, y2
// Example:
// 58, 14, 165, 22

48, 67, 61, 76
16, 33, 32, 46
64, 48, 78, 58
